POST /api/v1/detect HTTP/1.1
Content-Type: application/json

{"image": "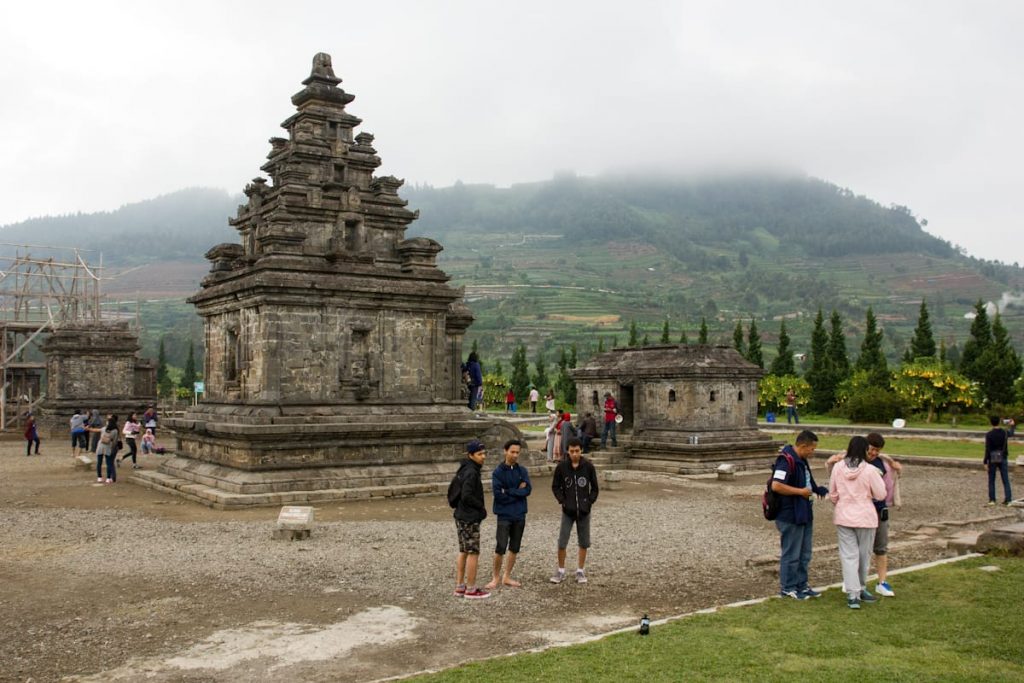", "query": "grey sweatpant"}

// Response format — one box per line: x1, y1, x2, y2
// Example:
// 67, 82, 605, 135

836, 525, 876, 597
